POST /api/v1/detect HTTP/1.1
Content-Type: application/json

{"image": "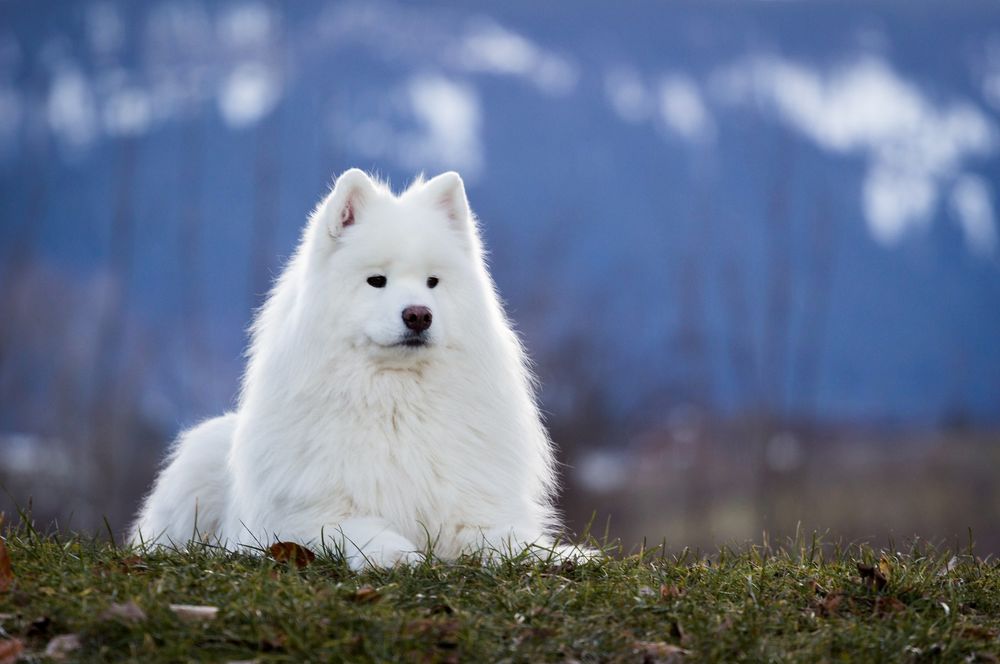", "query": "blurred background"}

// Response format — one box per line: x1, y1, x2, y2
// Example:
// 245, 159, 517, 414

1, 0, 999, 553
